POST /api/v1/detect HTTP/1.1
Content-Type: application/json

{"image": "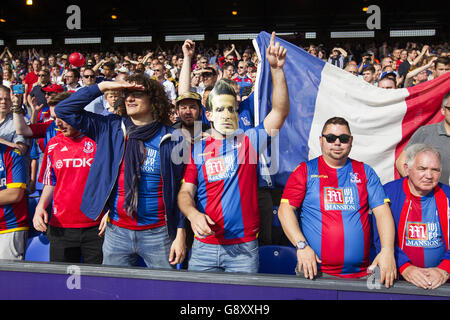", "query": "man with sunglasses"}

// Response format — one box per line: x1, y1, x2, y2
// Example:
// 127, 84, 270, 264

396, 92, 450, 186
81, 68, 97, 88
278, 117, 397, 287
